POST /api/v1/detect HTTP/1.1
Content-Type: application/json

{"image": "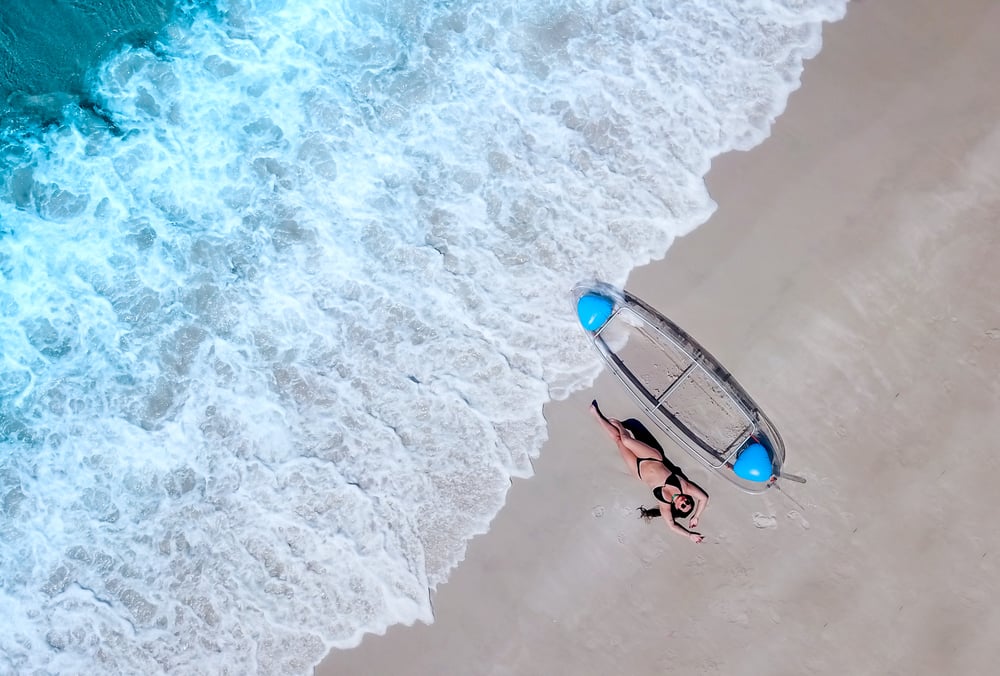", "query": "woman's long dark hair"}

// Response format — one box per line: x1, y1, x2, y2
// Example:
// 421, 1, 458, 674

638, 498, 692, 522
637, 505, 662, 521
